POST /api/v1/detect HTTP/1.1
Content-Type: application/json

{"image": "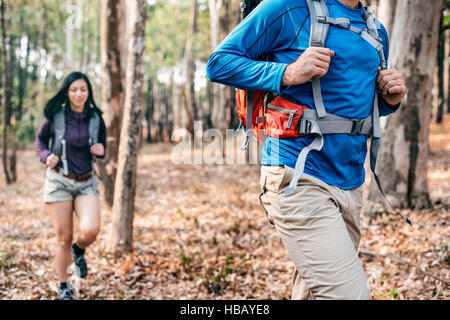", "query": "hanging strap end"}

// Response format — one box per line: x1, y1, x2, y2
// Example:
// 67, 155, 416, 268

240, 134, 250, 150
284, 187, 296, 197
